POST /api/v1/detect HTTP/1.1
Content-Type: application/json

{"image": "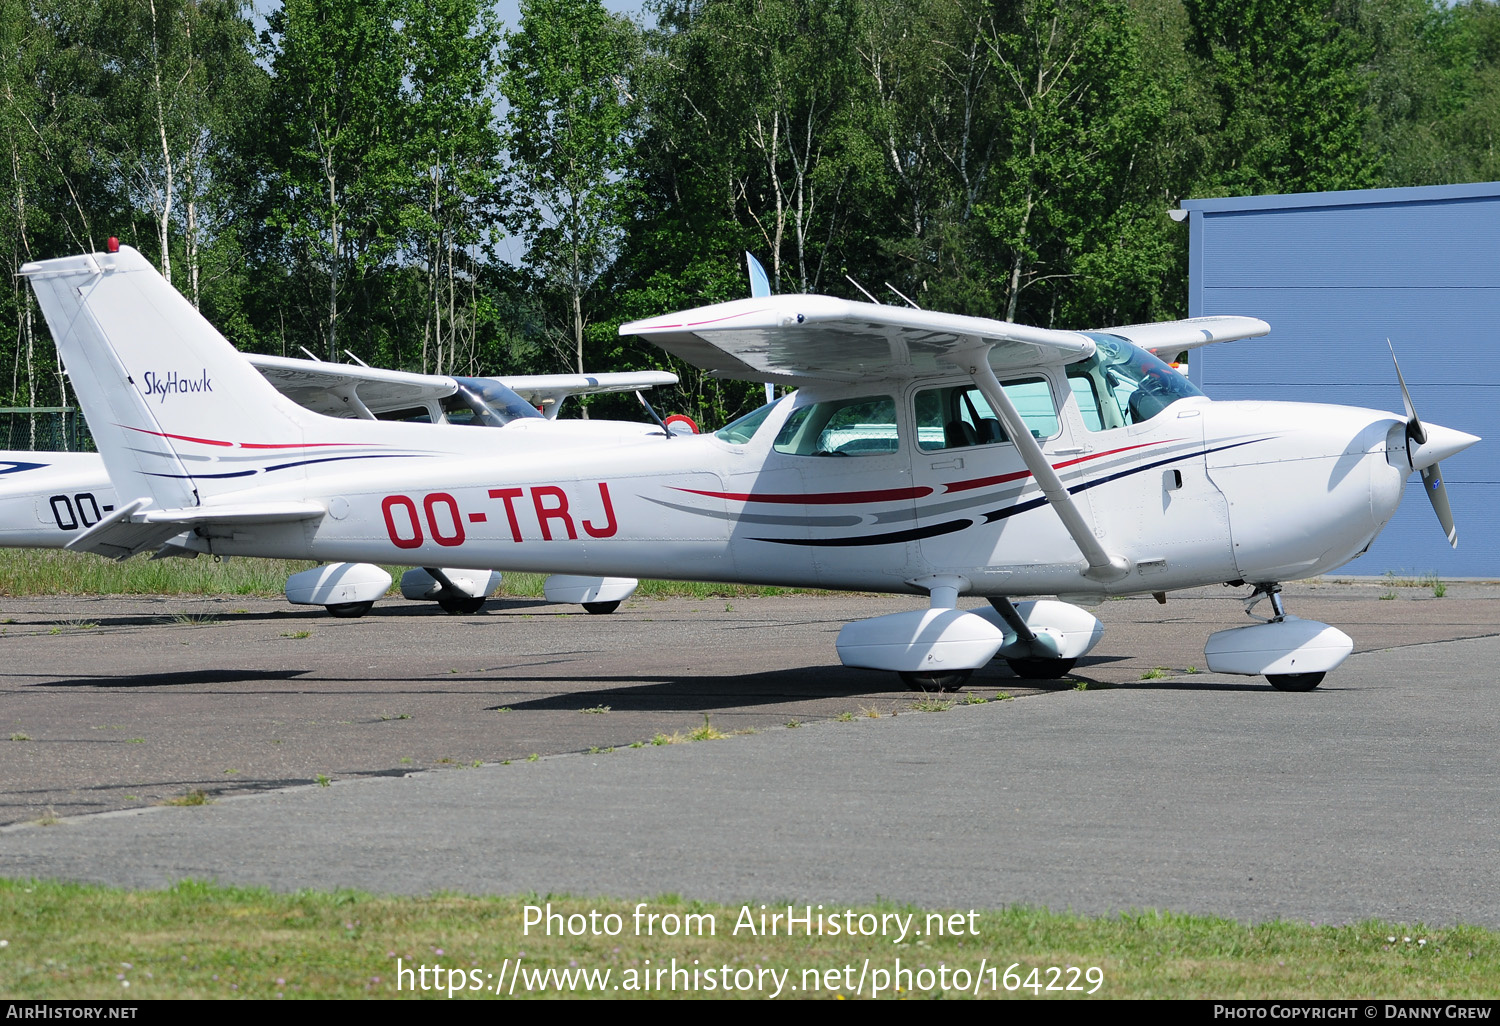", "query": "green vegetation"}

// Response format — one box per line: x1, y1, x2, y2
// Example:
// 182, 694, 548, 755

0, 880, 1495, 999
909, 697, 954, 712
5, 0, 1499, 430
0, 551, 815, 602
0, 551, 314, 598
